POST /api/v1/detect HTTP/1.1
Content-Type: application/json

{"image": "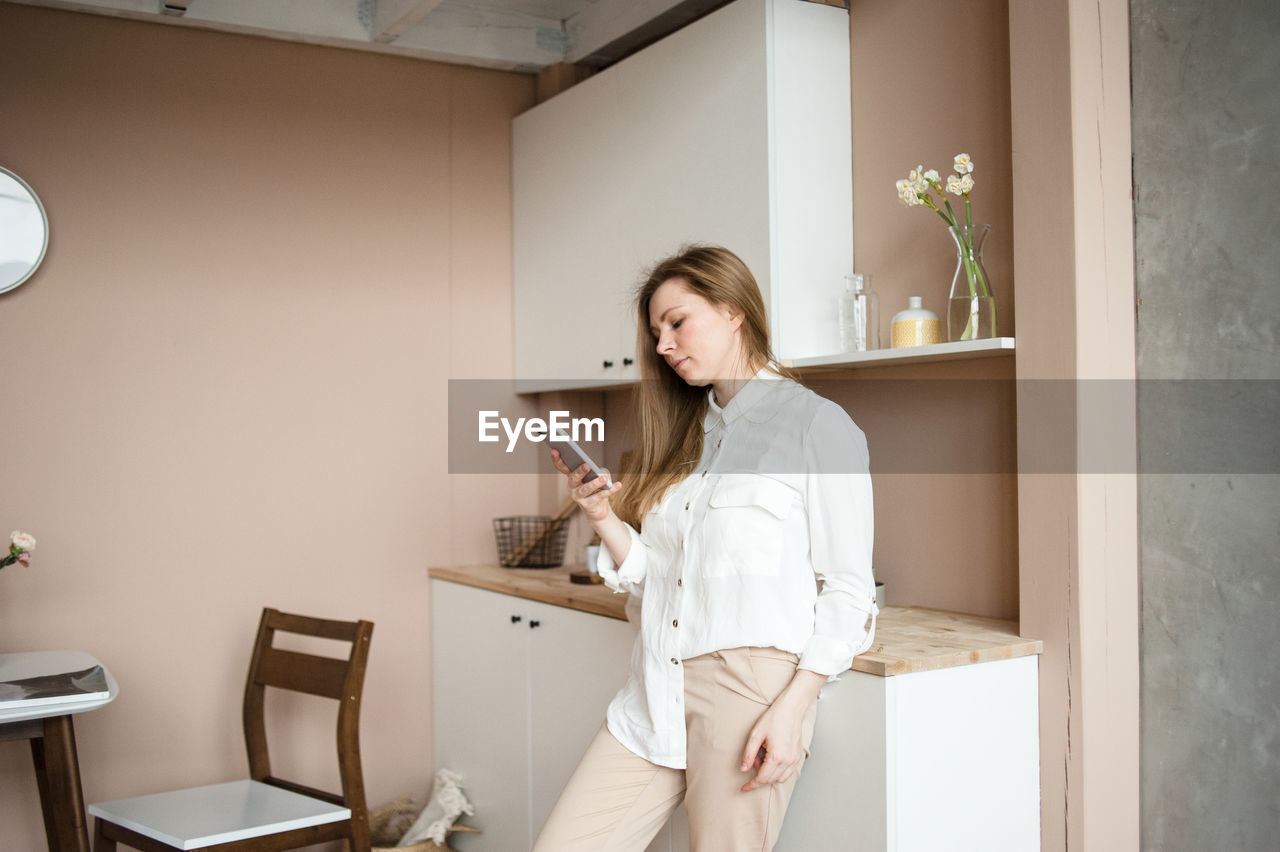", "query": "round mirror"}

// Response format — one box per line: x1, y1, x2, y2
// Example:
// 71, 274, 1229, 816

0, 167, 50, 295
